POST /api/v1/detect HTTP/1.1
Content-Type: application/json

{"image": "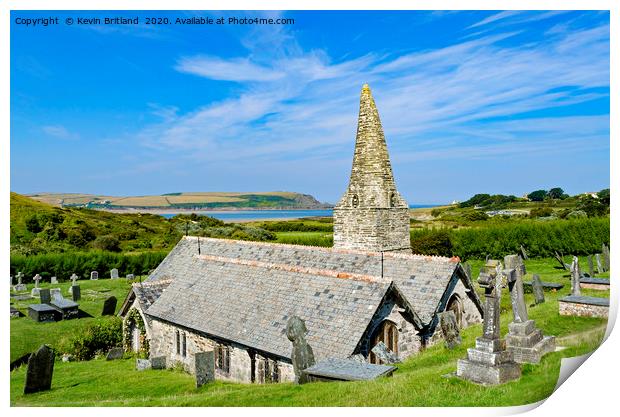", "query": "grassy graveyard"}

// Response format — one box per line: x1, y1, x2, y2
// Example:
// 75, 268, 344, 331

9, 257, 610, 406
